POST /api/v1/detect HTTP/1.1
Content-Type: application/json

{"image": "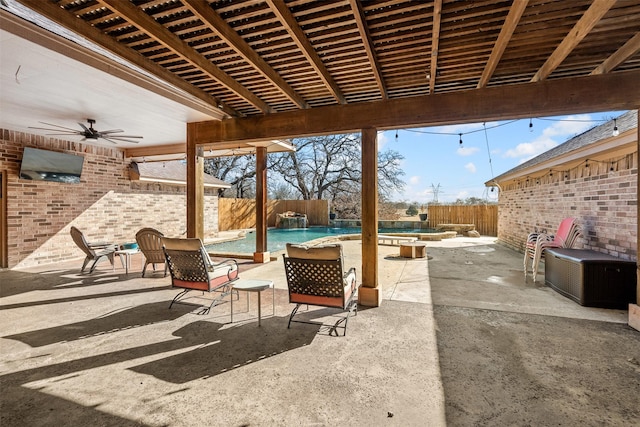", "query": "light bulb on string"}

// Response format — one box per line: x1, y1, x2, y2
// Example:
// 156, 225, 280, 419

458, 133, 463, 147
529, 118, 533, 132
612, 118, 619, 136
